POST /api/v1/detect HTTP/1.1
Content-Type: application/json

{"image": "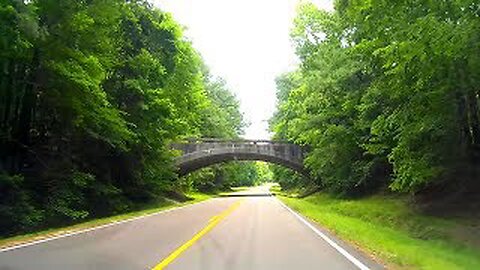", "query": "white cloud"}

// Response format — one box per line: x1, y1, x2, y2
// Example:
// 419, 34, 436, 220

152, 0, 333, 139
